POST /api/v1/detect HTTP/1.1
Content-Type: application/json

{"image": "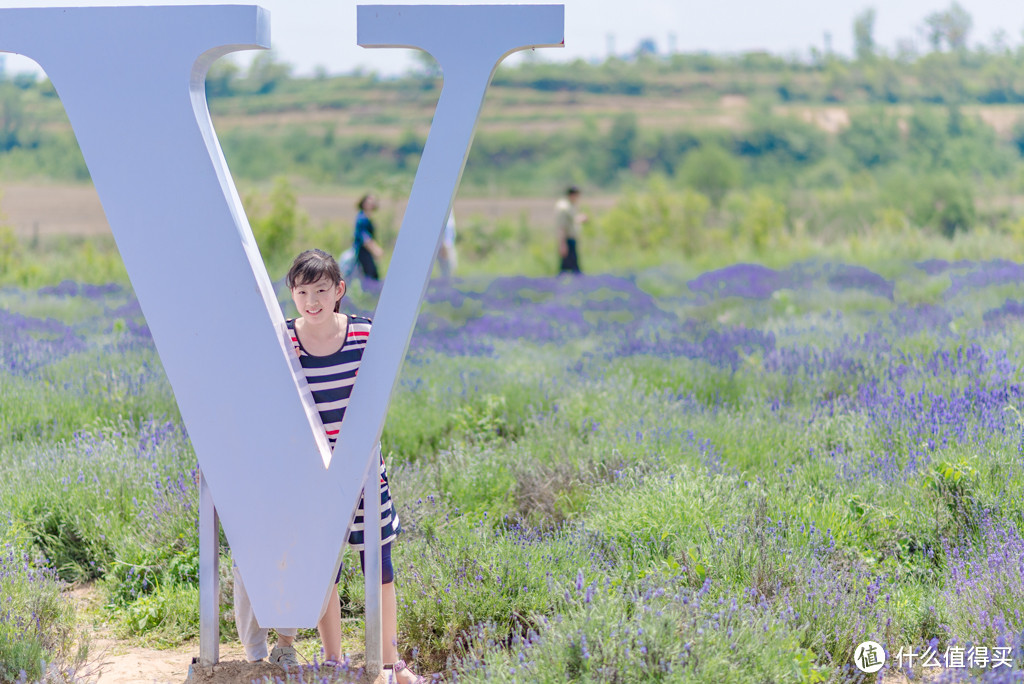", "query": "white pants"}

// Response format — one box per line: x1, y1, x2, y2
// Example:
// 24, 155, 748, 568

233, 564, 298, 661
438, 243, 457, 279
